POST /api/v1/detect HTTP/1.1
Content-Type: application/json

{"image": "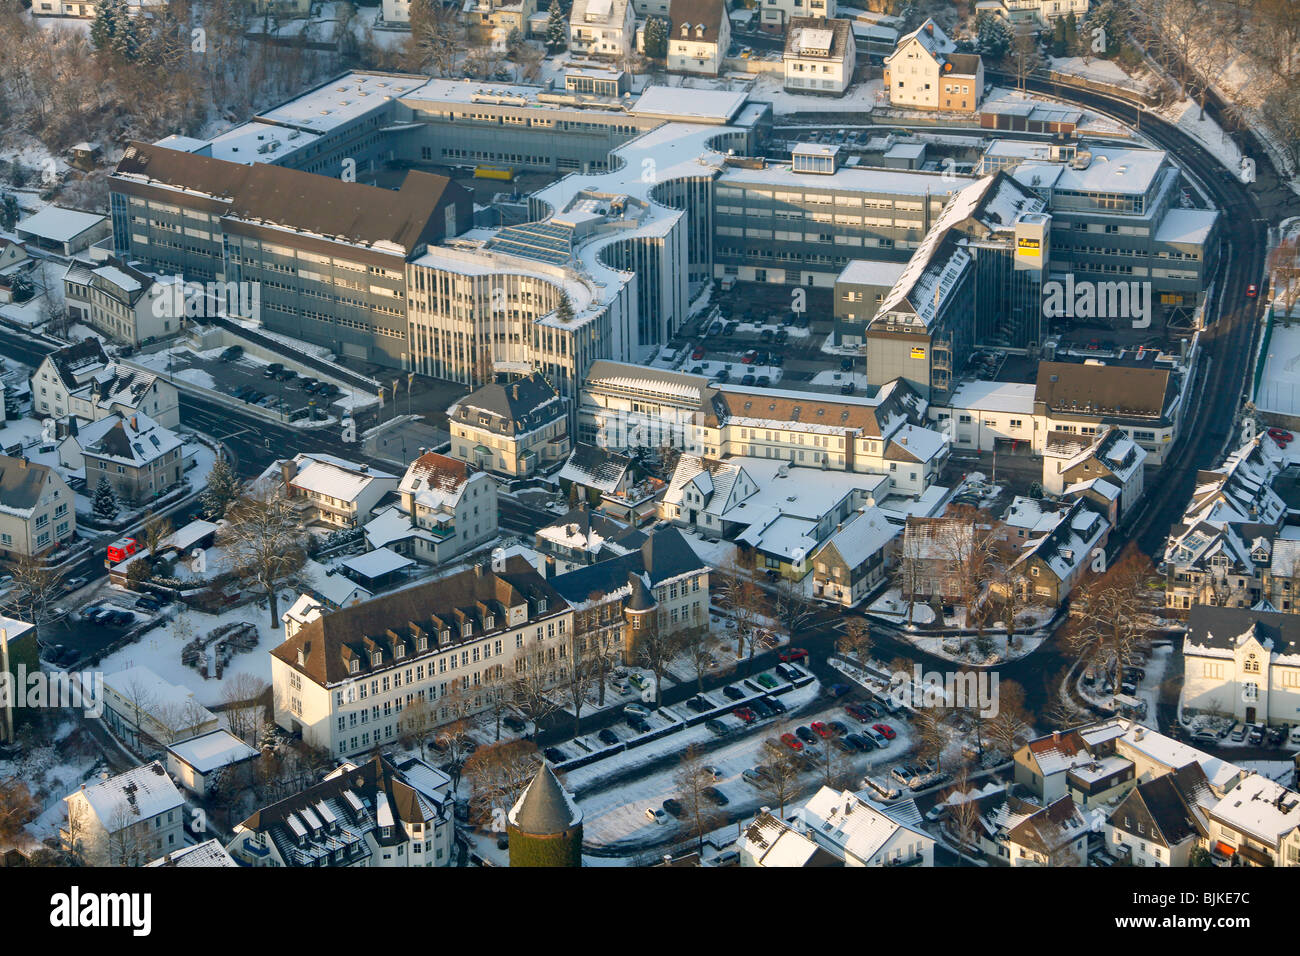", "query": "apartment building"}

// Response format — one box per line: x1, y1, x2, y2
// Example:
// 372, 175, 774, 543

998, 0, 1090, 26
63, 413, 190, 508
884, 20, 984, 112
668, 0, 730, 75
364, 451, 498, 565
783, 17, 856, 95
30, 338, 180, 428
109, 141, 474, 369
62, 258, 183, 347
1182, 606, 1300, 728
270, 558, 571, 757
227, 753, 454, 867
61, 762, 185, 866
570, 0, 637, 58
0, 456, 75, 560
1203, 772, 1300, 867
447, 373, 570, 478
809, 506, 902, 606
1041, 424, 1146, 521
